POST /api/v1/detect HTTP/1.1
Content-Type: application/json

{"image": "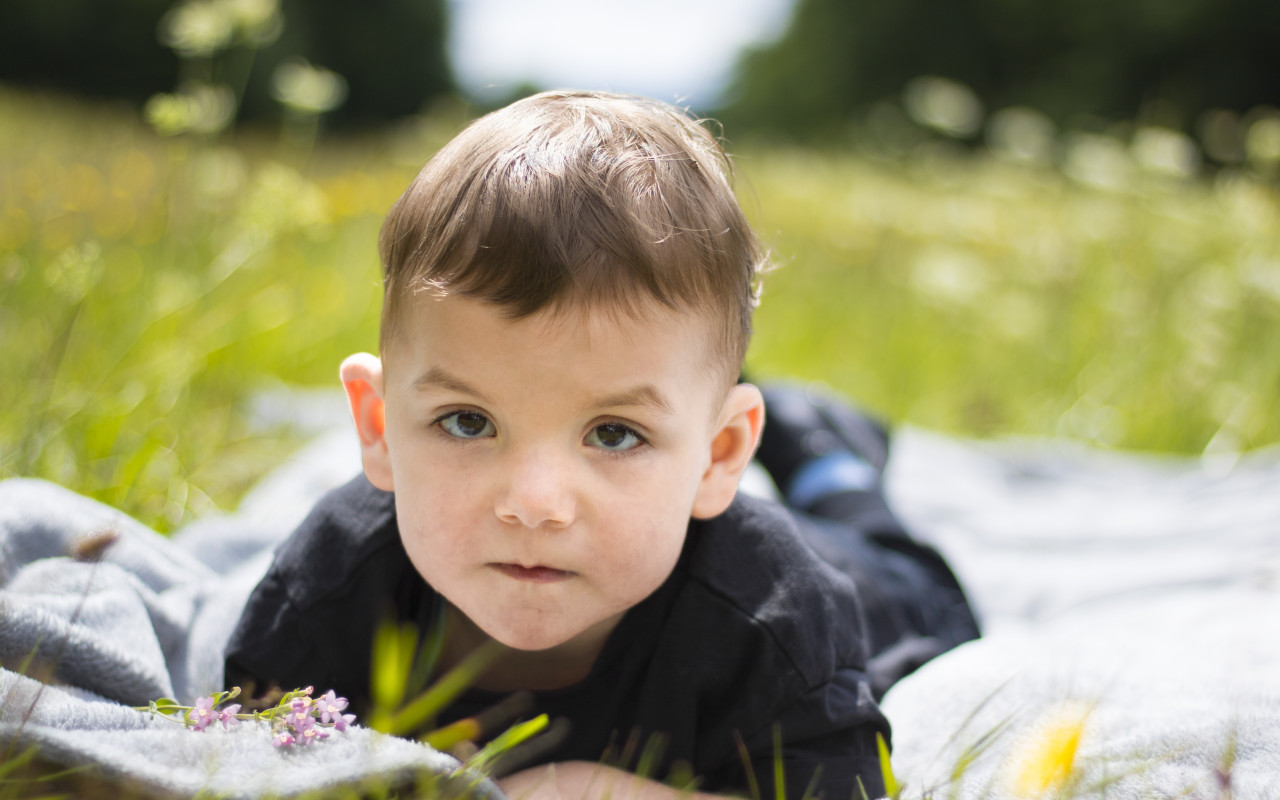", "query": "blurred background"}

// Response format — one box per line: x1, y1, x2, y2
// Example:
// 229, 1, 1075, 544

2, 0, 1278, 530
